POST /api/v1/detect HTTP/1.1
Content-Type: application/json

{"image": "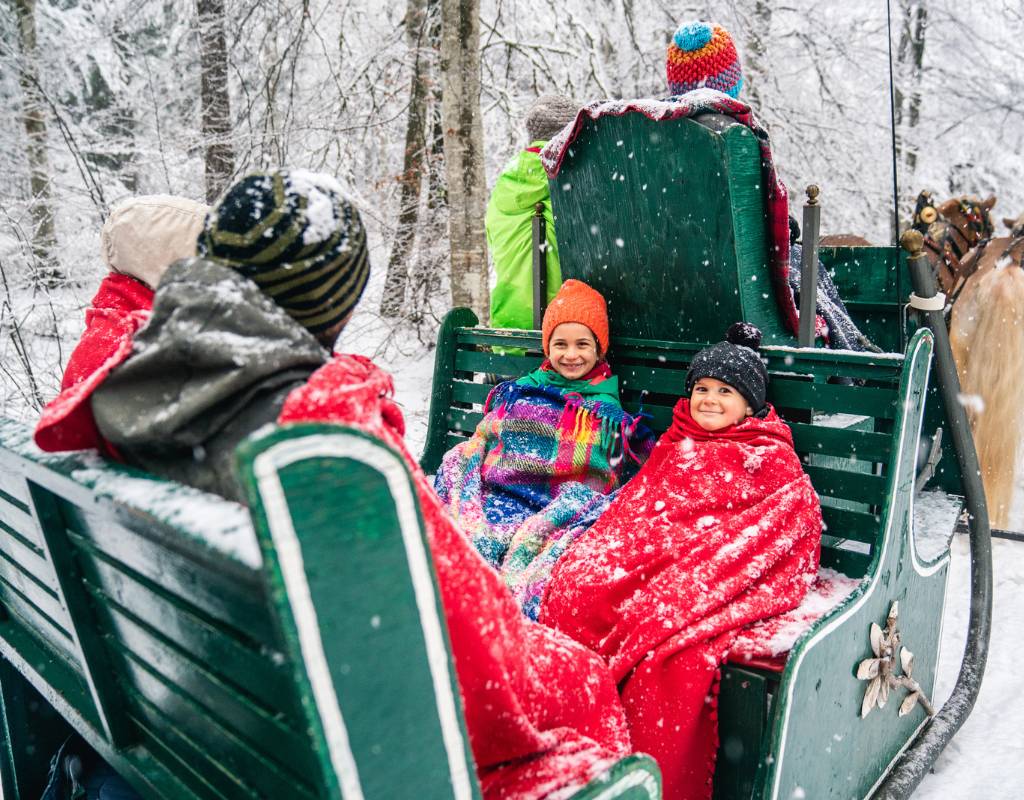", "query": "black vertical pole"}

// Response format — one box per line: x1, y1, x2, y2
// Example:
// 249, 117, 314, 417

532, 201, 547, 329
871, 230, 993, 798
